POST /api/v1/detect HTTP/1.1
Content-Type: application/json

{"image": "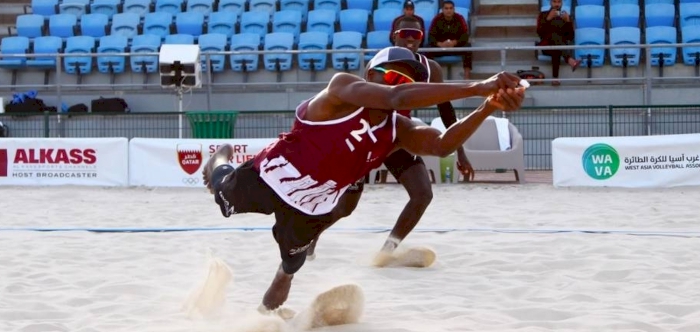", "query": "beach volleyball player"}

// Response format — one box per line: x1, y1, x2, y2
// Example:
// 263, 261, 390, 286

202, 46, 526, 311
306, 15, 477, 266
